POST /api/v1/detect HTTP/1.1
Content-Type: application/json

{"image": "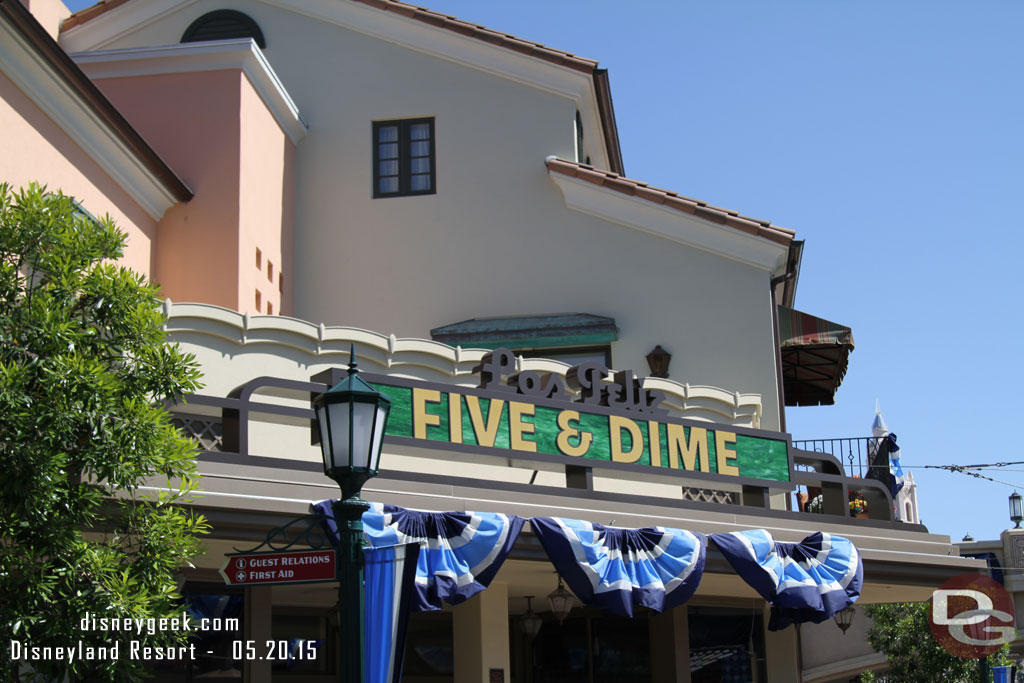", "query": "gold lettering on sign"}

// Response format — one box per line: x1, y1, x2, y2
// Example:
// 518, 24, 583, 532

666, 425, 709, 472
466, 395, 505, 448
509, 402, 537, 452
610, 415, 644, 463
556, 410, 592, 457
412, 388, 442, 439
648, 421, 663, 467
715, 430, 740, 476
448, 392, 463, 444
